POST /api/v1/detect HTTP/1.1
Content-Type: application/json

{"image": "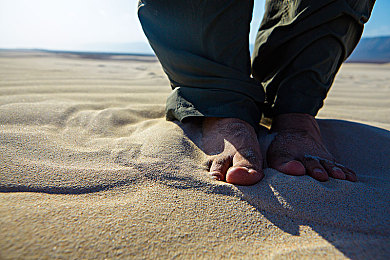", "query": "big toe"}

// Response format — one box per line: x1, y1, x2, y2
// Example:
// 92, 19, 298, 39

226, 166, 264, 186
267, 151, 306, 176
273, 160, 306, 176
